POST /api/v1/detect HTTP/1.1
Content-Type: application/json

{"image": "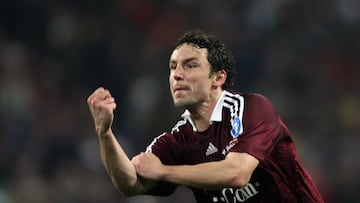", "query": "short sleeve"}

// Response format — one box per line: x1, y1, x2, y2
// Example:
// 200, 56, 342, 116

230, 94, 283, 161
145, 132, 179, 196
146, 132, 179, 165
